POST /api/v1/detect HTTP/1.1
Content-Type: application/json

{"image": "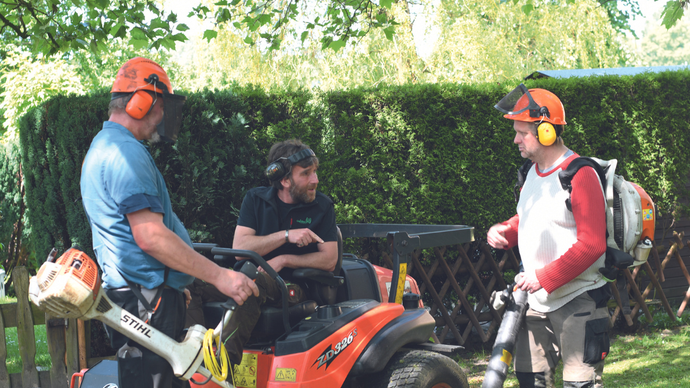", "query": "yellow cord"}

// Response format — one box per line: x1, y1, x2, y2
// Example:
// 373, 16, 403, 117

202, 328, 231, 383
